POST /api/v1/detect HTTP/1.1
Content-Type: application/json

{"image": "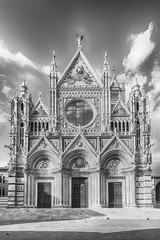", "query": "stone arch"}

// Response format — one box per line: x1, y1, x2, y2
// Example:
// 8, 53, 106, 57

63, 149, 98, 169
100, 149, 132, 170
28, 150, 60, 169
